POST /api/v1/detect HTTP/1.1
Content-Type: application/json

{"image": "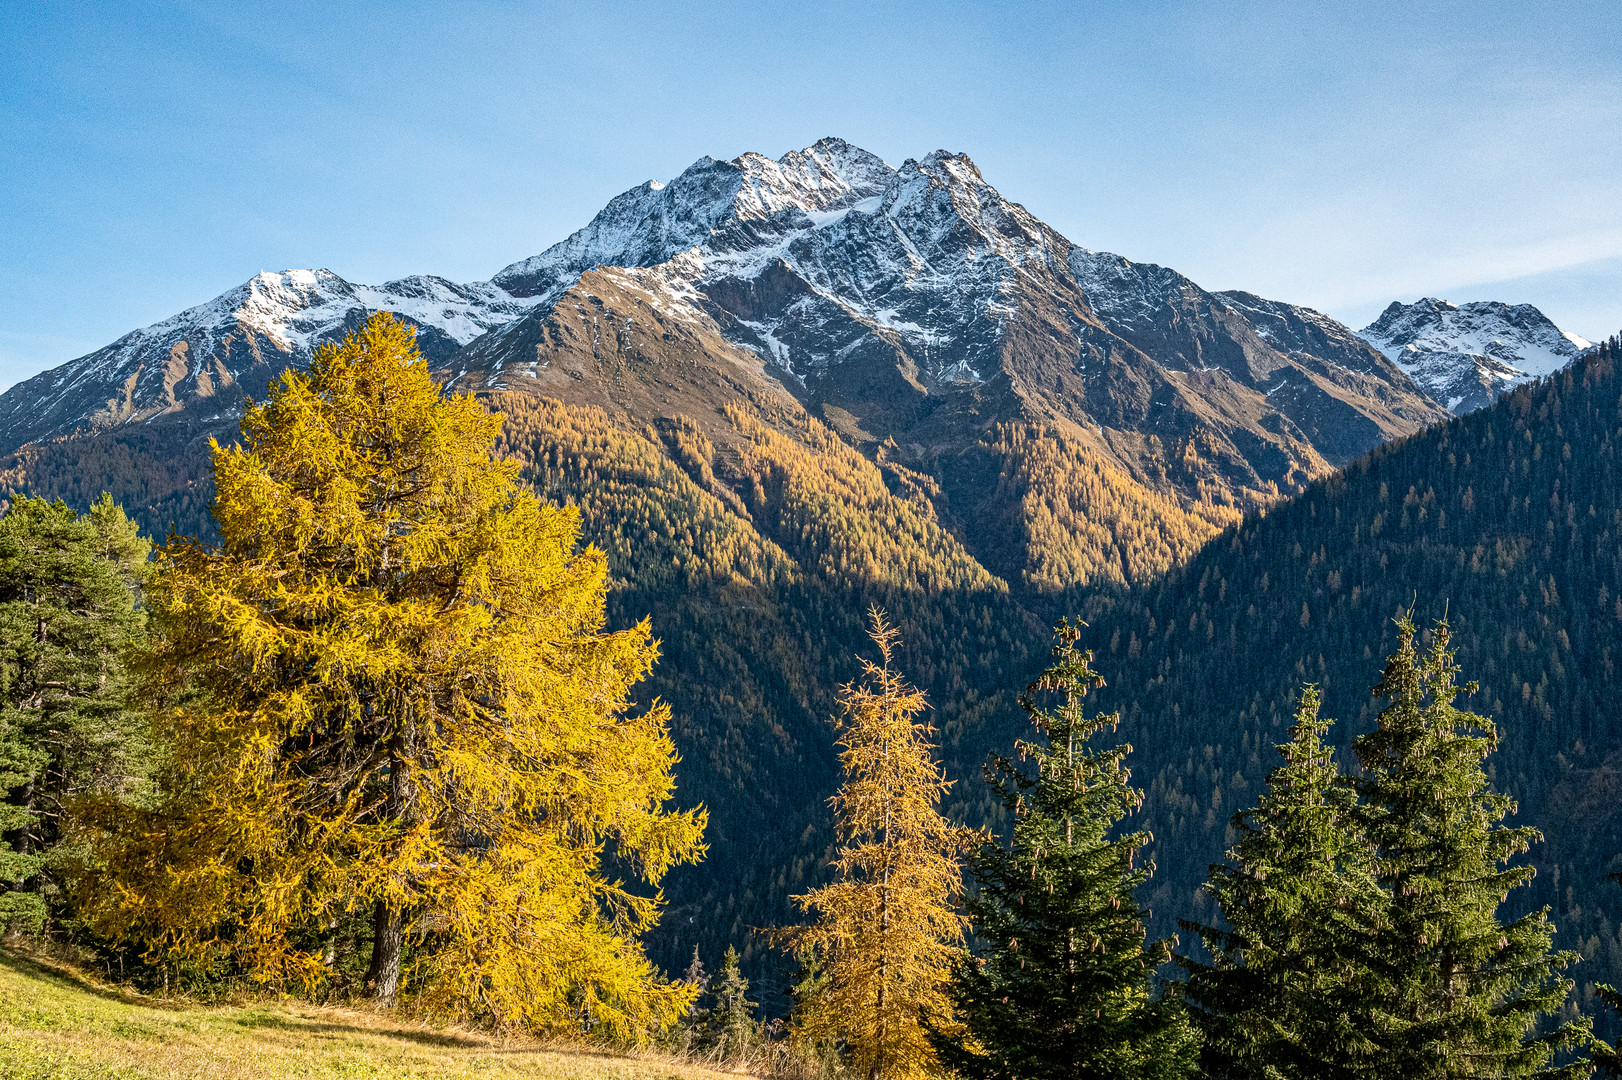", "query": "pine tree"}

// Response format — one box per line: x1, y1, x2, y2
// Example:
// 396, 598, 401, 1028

701, 944, 759, 1063
74, 313, 706, 1038
1353, 614, 1590, 1078
0, 494, 148, 933
934, 620, 1196, 1080
682, 945, 710, 1009
1180, 686, 1383, 1079
785, 608, 970, 1080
